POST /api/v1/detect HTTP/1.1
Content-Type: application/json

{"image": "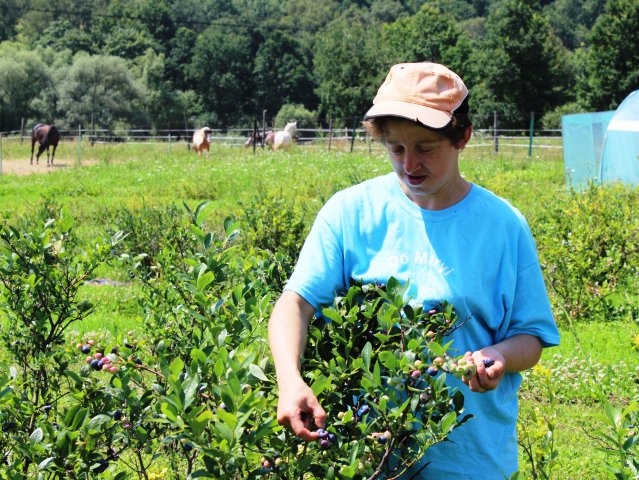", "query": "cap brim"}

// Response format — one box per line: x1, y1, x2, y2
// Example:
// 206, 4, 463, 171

364, 101, 452, 129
